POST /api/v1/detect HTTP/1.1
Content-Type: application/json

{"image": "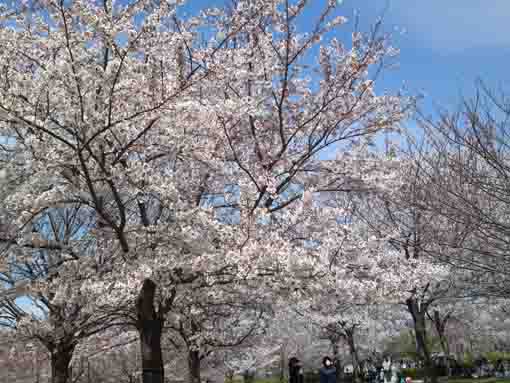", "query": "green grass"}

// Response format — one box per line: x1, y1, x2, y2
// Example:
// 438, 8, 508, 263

253, 378, 282, 383
227, 379, 282, 383
230, 378, 510, 383
444, 379, 510, 383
